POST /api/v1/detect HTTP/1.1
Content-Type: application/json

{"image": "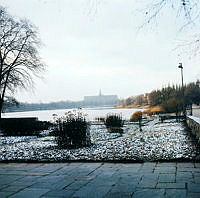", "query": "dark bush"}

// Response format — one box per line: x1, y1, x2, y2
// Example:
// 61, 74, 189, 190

104, 113, 124, 128
0, 118, 52, 136
54, 111, 91, 149
95, 117, 105, 122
